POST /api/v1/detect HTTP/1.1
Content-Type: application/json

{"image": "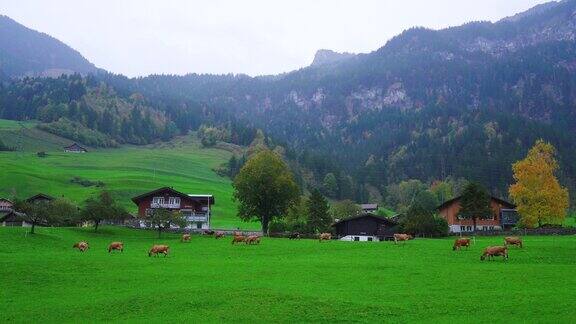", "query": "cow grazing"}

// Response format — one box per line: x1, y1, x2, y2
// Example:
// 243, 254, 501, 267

453, 237, 471, 251
245, 235, 261, 245
393, 233, 413, 245
149, 245, 170, 257
181, 234, 191, 242
204, 230, 215, 236
231, 235, 246, 245
289, 232, 301, 240
108, 242, 124, 253
73, 241, 89, 252
504, 236, 523, 248
215, 231, 225, 239
480, 246, 509, 261
319, 233, 332, 242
